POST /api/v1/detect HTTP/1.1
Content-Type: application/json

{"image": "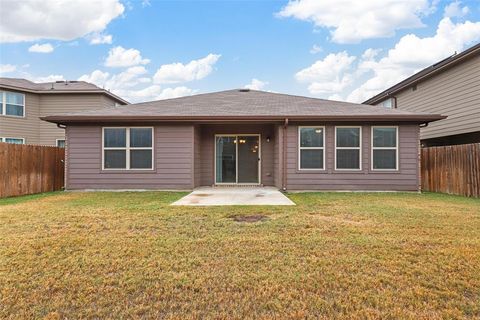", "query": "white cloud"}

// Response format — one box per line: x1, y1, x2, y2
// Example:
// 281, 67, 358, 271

347, 17, 480, 102
78, 70, 110, 87
309, 44, 322, 54
104, 46, 150, 67
153, 54, 221, 84
79, 66, 148, 90
0, 0, 124, 43
108, 66, 149, 88
81, 53, 218, 102
295, 52, 356, 95
278, 0, 432, 43
244, 78, 268, 90
0, 64, 16, 74
88, 33, 113, 45
78, 67, 195, 102
28, 43, 54, 53
361, 48, 382, 61
444, 1, 469, 18
34, 75, 65, 83
156, 87, 196, 100
115, 85, 196, 102
294, 17, 480, 102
